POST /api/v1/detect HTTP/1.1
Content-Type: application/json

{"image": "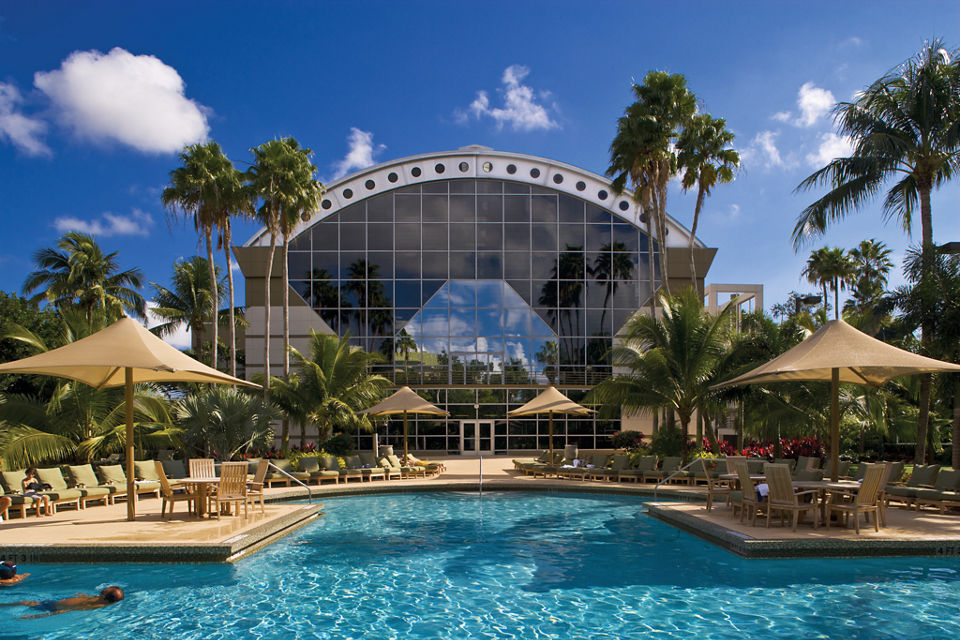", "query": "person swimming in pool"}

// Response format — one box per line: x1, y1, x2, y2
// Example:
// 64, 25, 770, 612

1, 586, 123, 618
0, 561, 29, 586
